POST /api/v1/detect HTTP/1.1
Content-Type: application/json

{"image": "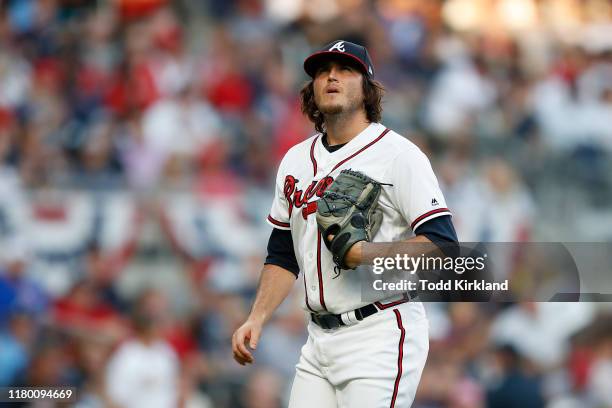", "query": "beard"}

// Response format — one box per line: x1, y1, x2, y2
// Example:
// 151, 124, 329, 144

318, 102, 344, 115
316, 94, 362, 117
